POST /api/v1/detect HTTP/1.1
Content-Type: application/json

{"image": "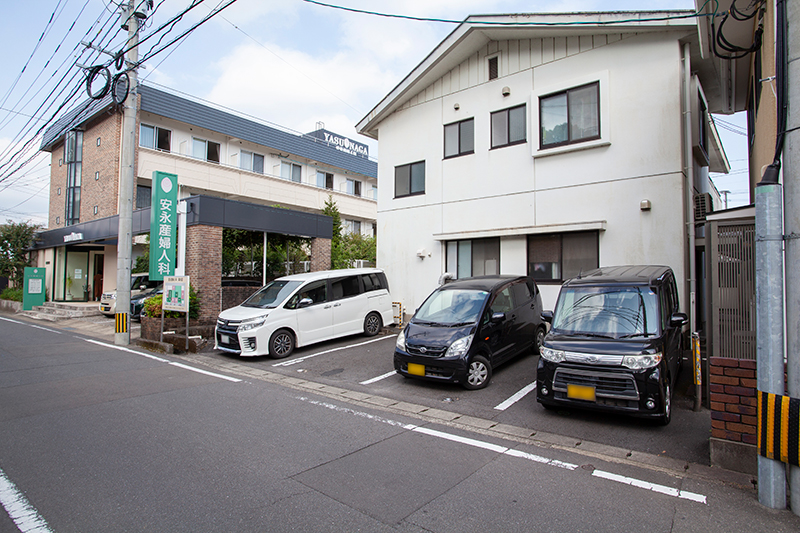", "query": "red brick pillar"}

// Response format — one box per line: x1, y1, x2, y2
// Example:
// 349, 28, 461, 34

708, 357, 758, 474
185, 224, 222, 321
310, 237, 331, 271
